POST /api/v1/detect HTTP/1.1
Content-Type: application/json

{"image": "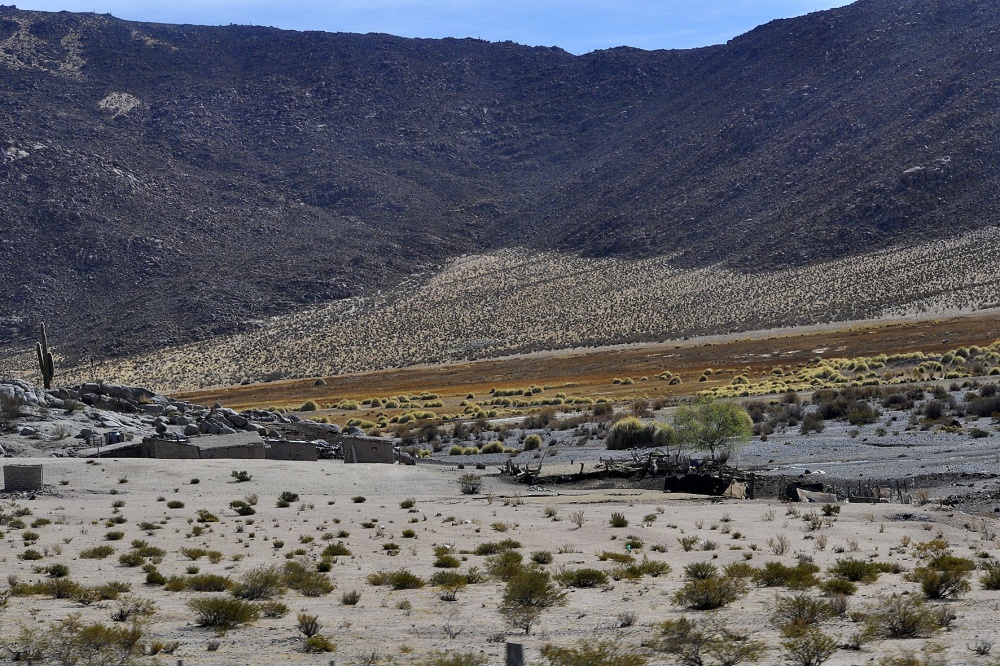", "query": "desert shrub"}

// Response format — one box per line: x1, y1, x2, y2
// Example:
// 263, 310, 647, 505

195, 509, 219, 523
189, 596, 260, 631
231, 565, 286, 600
799, 412, 825, 434
145, 568, 166, 586
186, 574, 233, 592
531, 550, 554, 565
104, 531, 125, 541
93, 581, 130, 601
181, 547, 207, 560
684, 561, 718, 580
922, 399, 947, 420
540, 639, 647, 666
117, 552, 145, 568
110, 595, 157, 622
818, 577, 857, 596
846, 401, 879, 425
45, 614, 146, 666
656, 616, 766, 666
231, 470, 253, 482
367, 569, 425, 590
46, 563, 70, 578
18, 549, 43, 561
457, 474, 482, 494
486, 550, 526, 581
296, 612, 322, 638
434, 553, 461, 568
523, 433, 543, 450
340, 589, 362, 605
632, 557, 670, 578
166, 500, 184, 509
828, 558, 887, 584
283, 559, 334, 596
771, 592, 836, 632
259, 601, 289, 618
966, 395, 1000, 418
865, 594, 939, 638
754, 561, 820, 589
906, 554, 975, 599
429, 570, 468, 588
672, 575, 747, 610
230, 500, 255, 516
500, 568, 566, 635
723, 561, 754, 580
303, 634, 336, 653
278, 491, 300, 503
321, 542, 351, 558
981, 562, 1000, 590
599, 551, 635, 564
420, 651, 489, 666
480, 441, 505, 454
41, 578, 85, 599
605, 417, 676, 451
781, 627, 837, 666
555, 567, 609, 588
78, 543, 114, 559
473, 539, 521, 555
131, 542, 165, 558
609, 512, 629, 528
